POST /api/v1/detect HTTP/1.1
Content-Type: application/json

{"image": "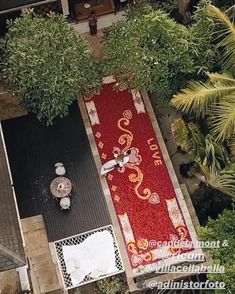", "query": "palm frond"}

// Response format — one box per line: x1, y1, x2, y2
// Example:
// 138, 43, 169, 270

209, 95, 235, 140
207, 5, 235, 71
171, 118, 191, 151
206, 166, 235, 200
226, 5, 235, 18
171, 80, 235, 117
204, 135, 229, 170
207, 72, 235, 84
229, 136, 235, 160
